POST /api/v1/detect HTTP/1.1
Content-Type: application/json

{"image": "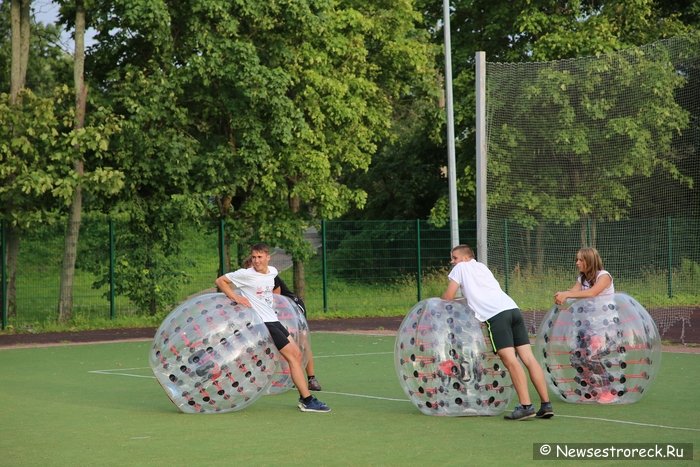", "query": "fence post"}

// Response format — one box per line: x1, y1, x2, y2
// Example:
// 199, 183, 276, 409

321, 219, 328, 313
1, 220, 6, 330
667, 217, 673, 298
109, 218, 116, 320
416, 219, 422, 302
